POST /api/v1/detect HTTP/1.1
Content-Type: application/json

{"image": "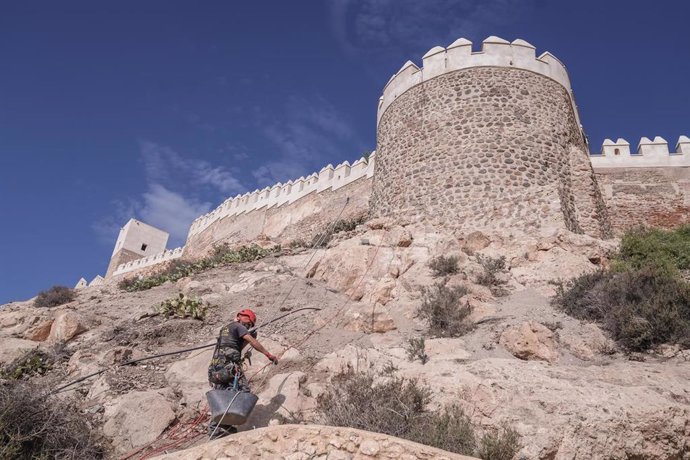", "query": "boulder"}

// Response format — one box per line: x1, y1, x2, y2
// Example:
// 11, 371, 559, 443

164, 344, 215, 407
245, 372, 316, 428
499, 321, 559, 363
102, 389, 176, 453
389, 226, 413, 247
23, 319, 54, 342
49, 311, 87, 342
462, 231, 491, 255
